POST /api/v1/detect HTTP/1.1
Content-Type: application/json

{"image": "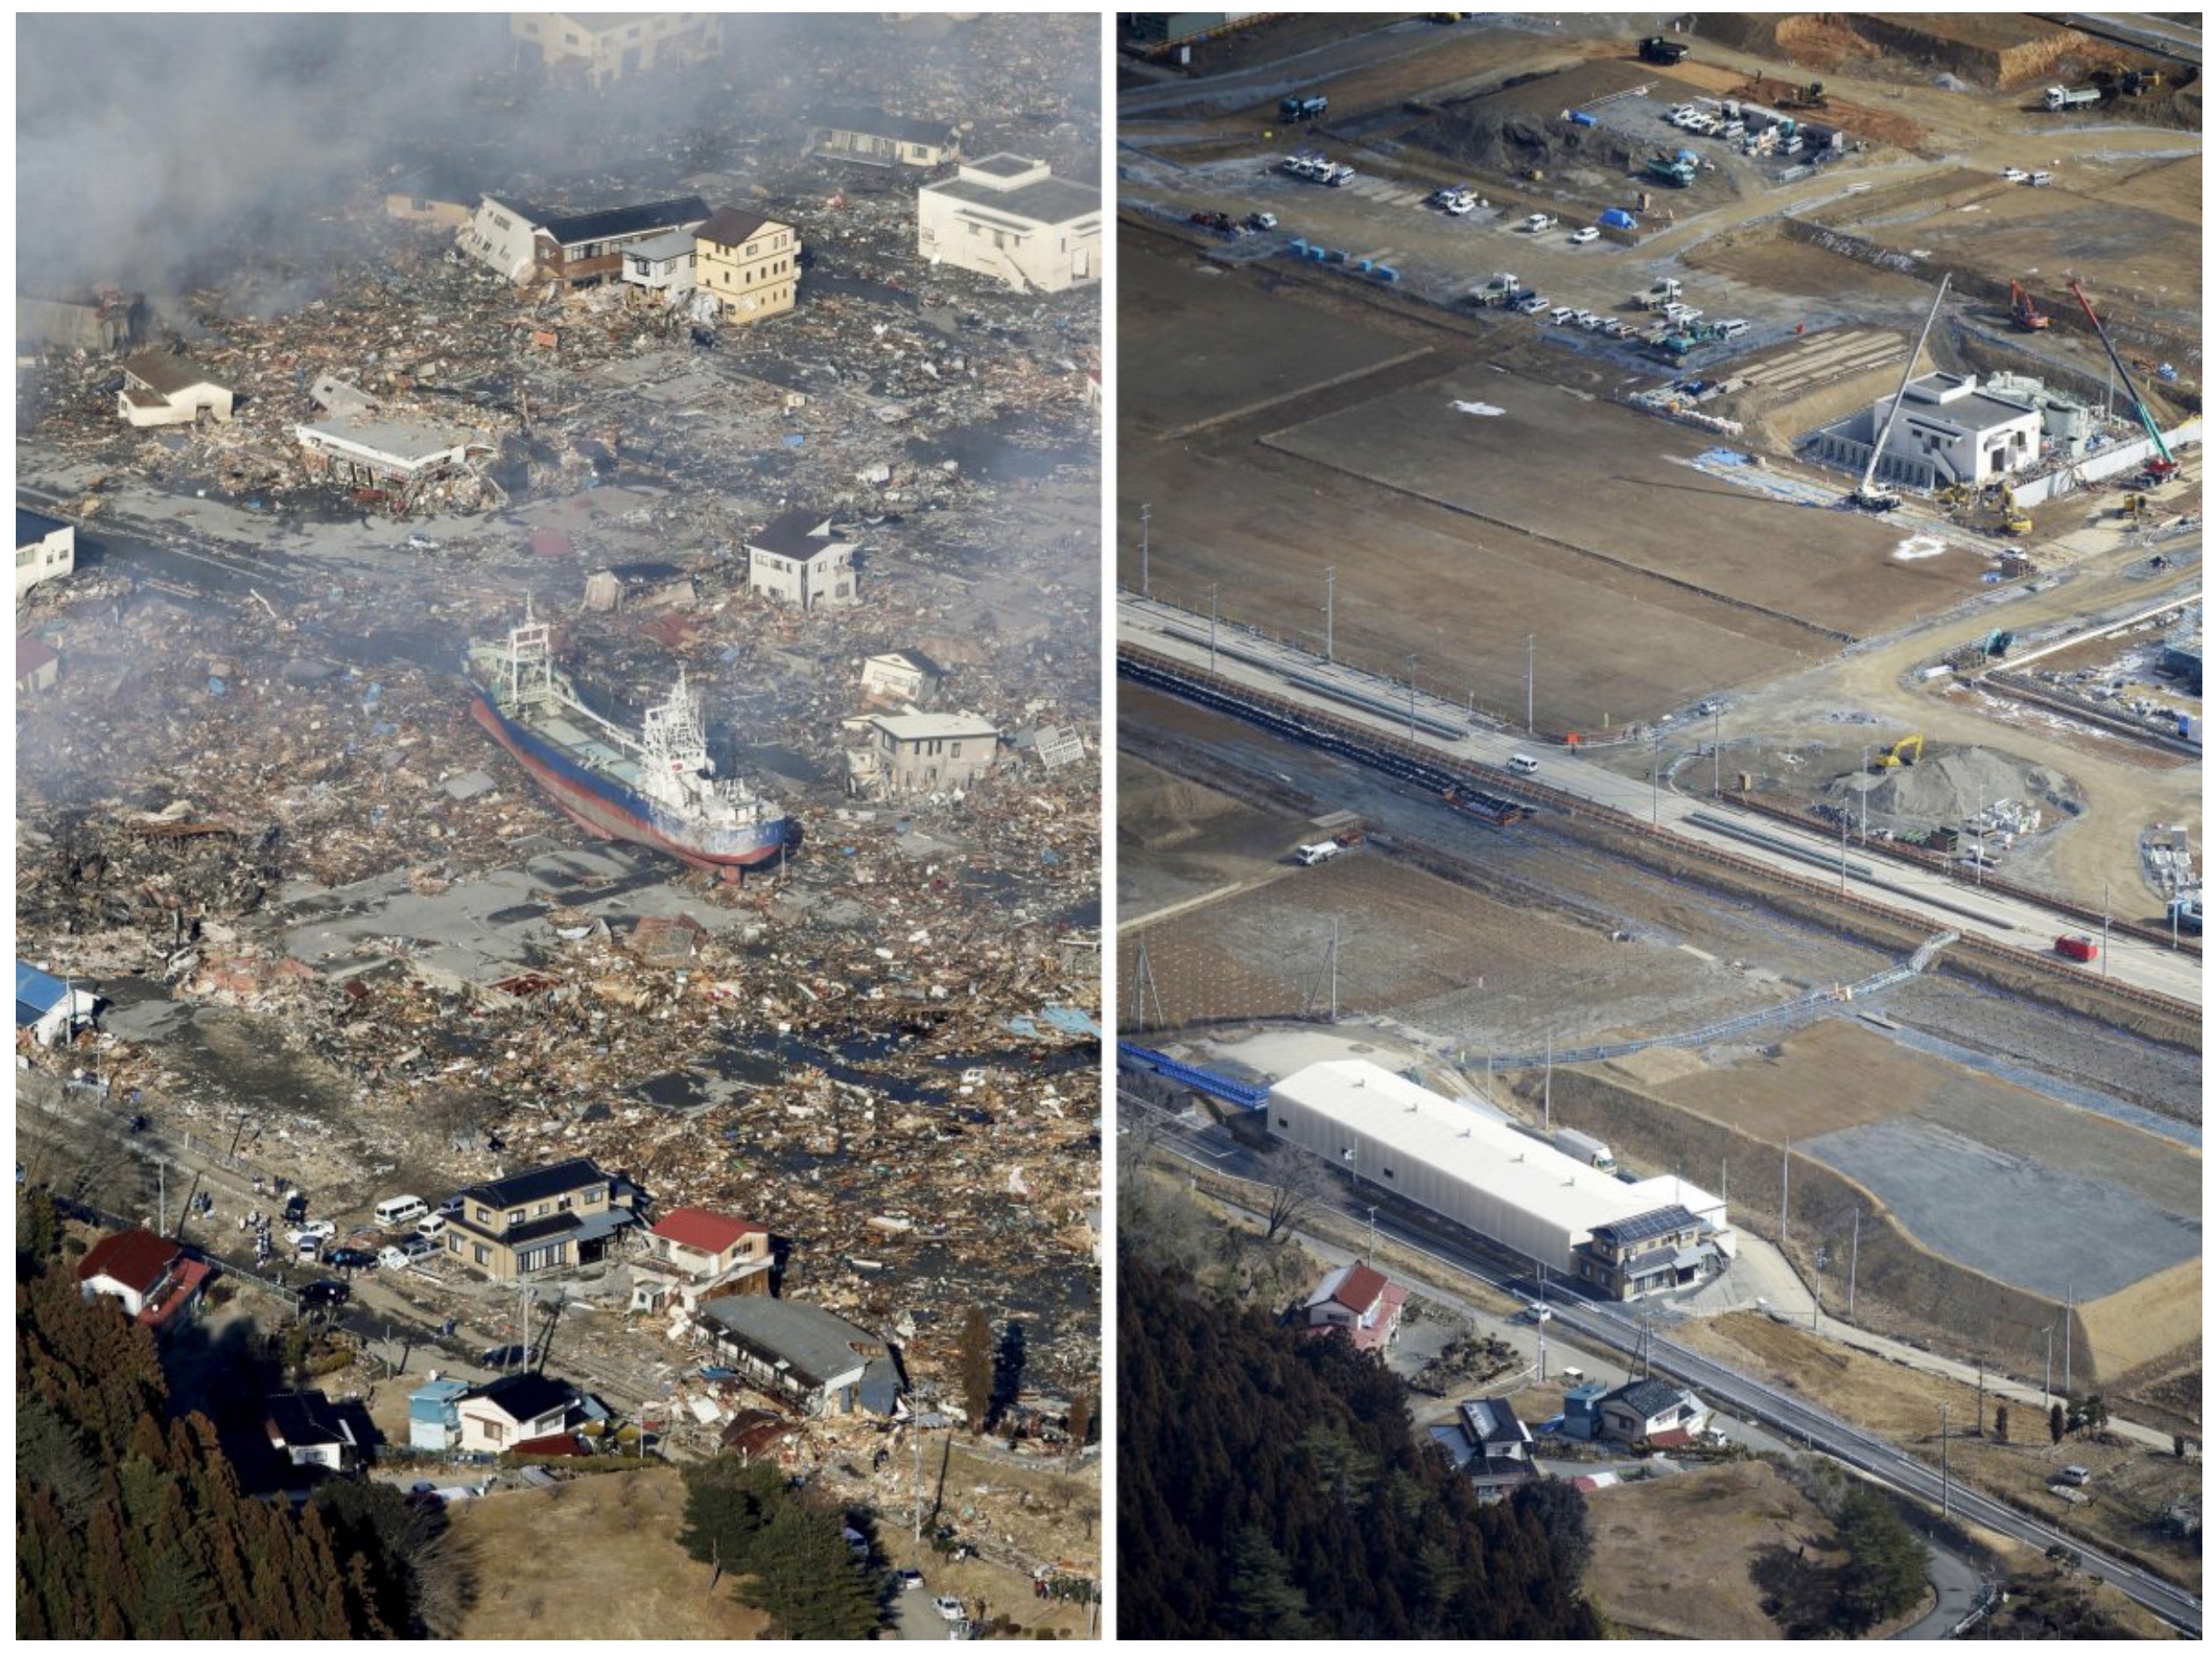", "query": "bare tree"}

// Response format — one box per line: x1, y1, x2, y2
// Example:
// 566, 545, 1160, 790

1259, 1143, 1330, 1244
